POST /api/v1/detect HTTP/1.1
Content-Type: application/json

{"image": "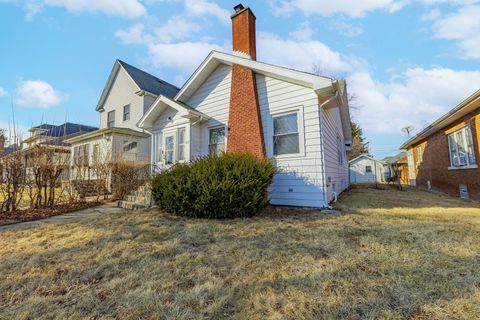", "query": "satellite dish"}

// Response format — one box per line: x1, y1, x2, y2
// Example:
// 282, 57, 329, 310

402, 126, 414, 136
